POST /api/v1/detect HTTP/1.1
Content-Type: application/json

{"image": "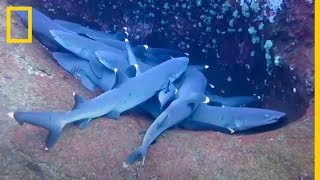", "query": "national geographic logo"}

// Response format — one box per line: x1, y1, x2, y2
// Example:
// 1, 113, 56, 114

6, 6, 32, 44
